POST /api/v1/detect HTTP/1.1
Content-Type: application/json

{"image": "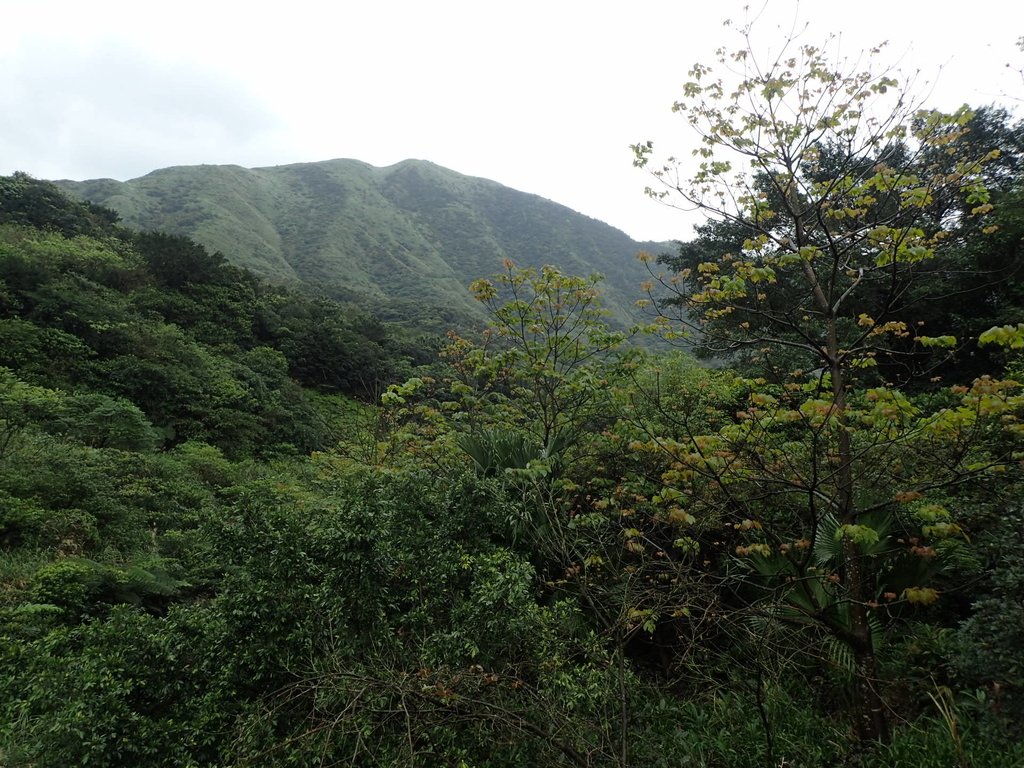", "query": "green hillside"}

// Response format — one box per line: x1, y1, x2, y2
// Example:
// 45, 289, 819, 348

58, 159, 662, 331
